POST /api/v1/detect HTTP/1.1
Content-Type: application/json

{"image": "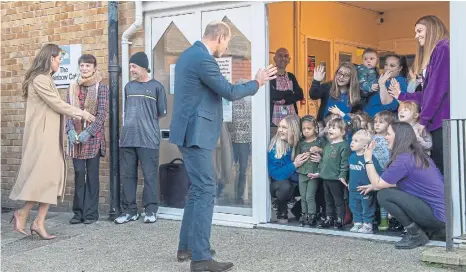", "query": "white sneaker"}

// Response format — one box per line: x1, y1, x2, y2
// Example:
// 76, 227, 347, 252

114, 213, 139, 224
144, 212, 157, 223
350, 222, 362, 232
358, 223, 373, 234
